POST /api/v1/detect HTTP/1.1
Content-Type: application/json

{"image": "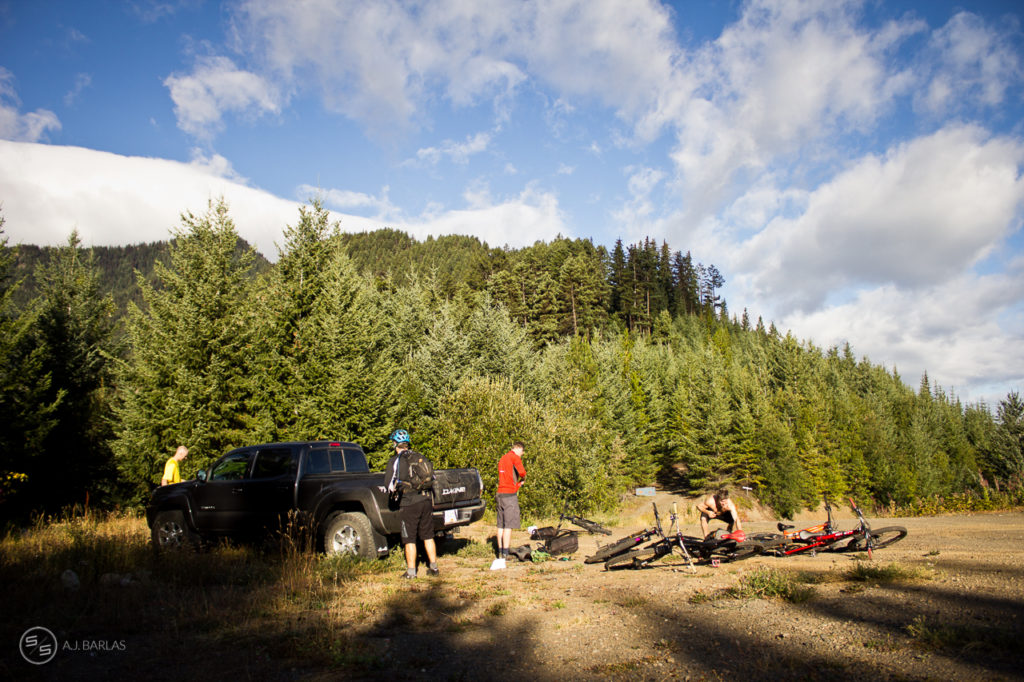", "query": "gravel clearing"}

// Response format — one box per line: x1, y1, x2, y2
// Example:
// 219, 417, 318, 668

16, 495, 1021, 681
353, 495, 1024, 681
